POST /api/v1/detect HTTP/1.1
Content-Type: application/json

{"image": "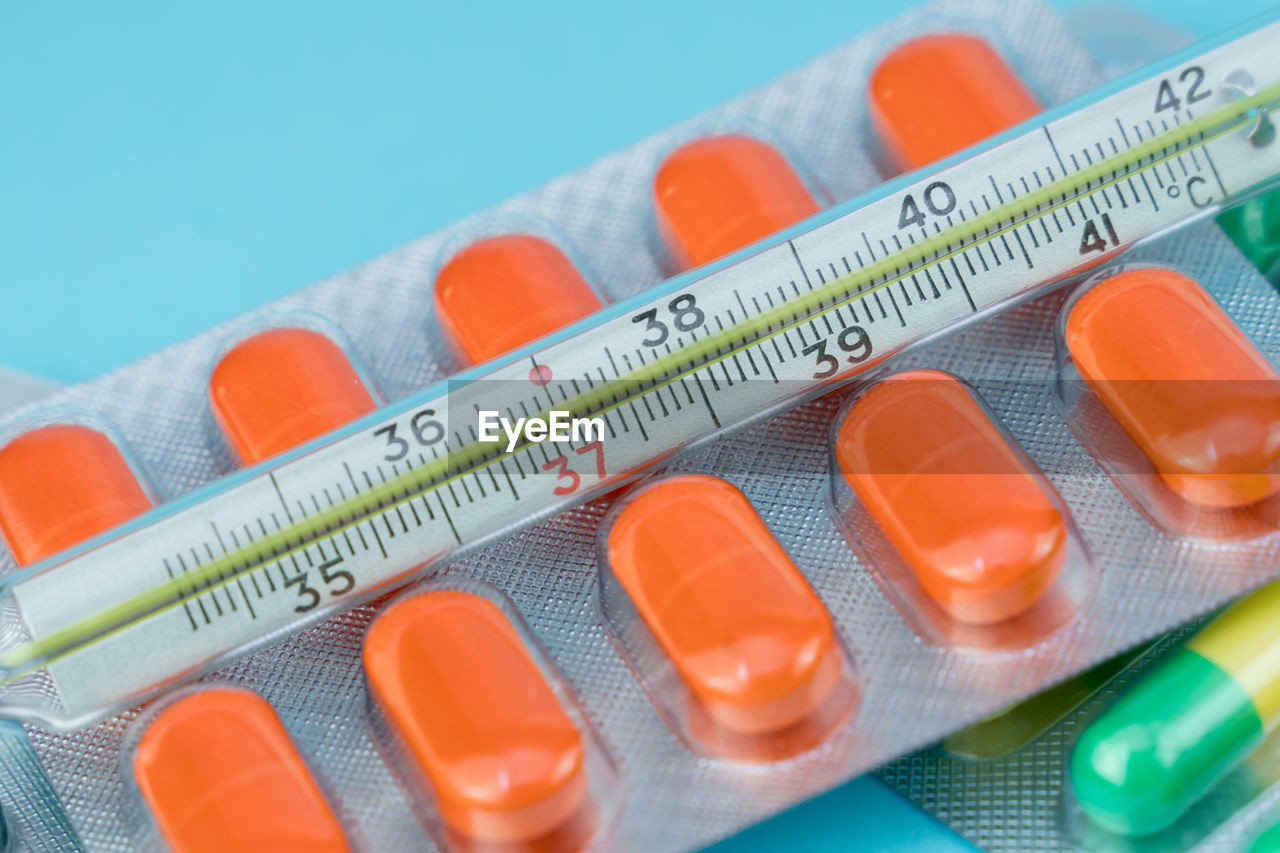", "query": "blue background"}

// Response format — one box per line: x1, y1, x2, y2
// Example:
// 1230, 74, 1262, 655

3, 0, 1272, 384
1, 1, 1274, 849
